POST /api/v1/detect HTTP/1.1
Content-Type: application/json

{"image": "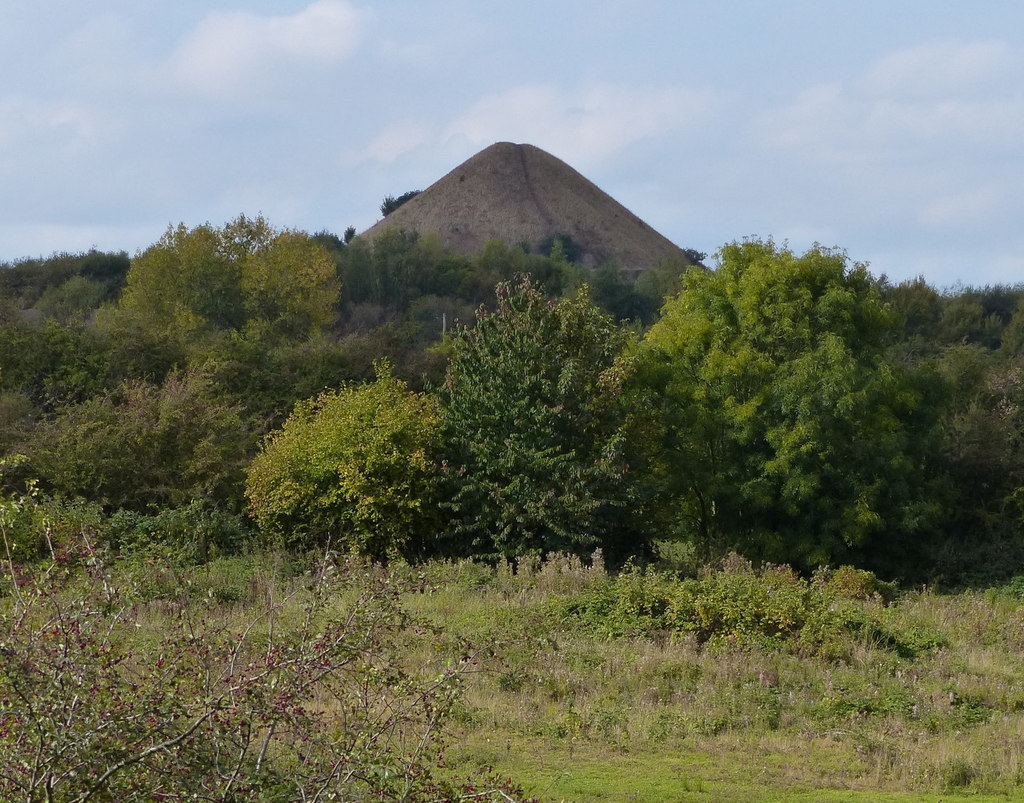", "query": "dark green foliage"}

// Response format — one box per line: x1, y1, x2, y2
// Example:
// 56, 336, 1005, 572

340, 230, 474, 311
202, 332, 360, 431
311, 228, 346, 253
0, 316, 110, 410
0, 392, 34, 456
640, 239, 942, 570
79, 249, 131, 285
24, 368, 251, 511
539, 232, 583, 263
886, 276, 944, 346
439, 275, 645, 562
105, 502, 251, 564
922, 345, 1024, 582
886, 279, 1024, 353
380, 189, 421, 216
342, 232, 591, 317
589, 263, 655, 323
0, 250, 129, 312
632, 255, 690, 322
